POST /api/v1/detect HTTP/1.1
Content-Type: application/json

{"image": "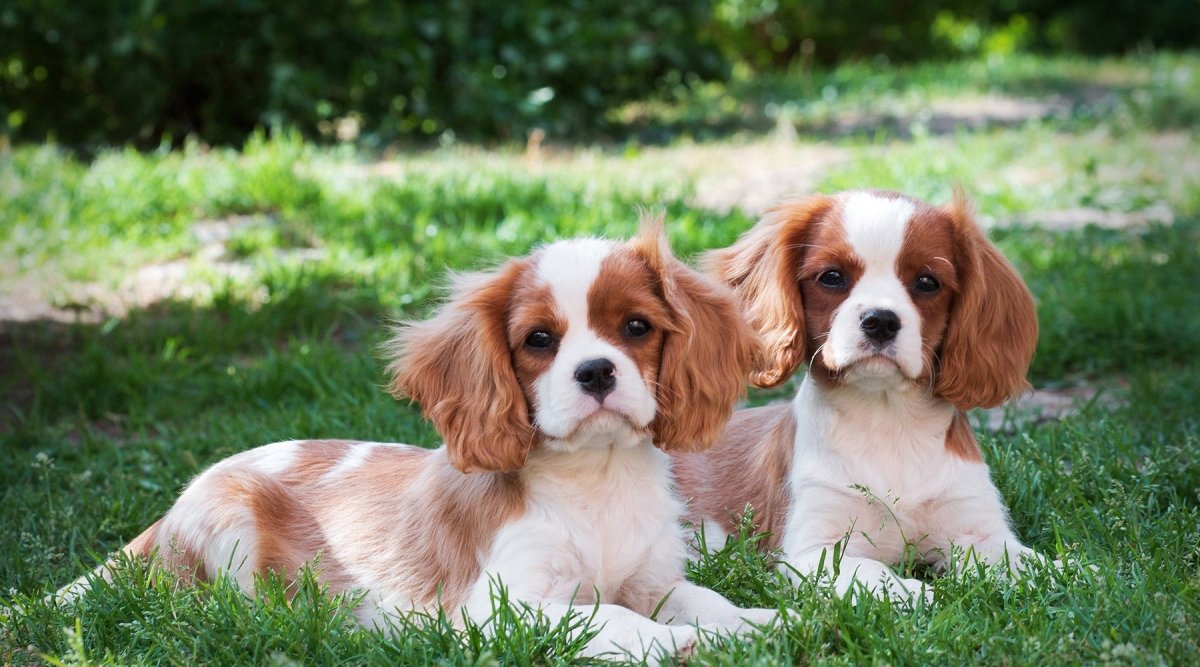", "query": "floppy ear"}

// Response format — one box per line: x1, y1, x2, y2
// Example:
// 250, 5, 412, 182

628, 216, 761, 453
701, 196, 834, 388
934, 191, 1039, 410
385, 261, 536, 473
